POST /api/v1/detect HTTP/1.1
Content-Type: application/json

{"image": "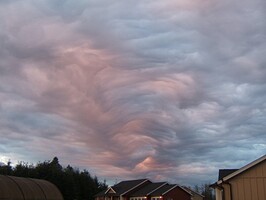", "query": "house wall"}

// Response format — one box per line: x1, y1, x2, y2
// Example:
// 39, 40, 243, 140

214, 188, 222, 200
114, 197, 121, 200
95, 195, 121, 200
162, 187, 191, 200
192, 193, 203, 200
96, 197, 105, 200
183, 188, 203, 200
221, 160, 266, 200
222, 184, 230, 200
